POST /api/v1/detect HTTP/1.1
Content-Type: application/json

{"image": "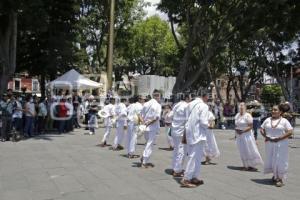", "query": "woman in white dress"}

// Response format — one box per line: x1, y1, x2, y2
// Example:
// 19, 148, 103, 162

260, 105, 293, 187
235, 102, 263, 171
203, 107, 220, 164
163, 105, 174, 150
